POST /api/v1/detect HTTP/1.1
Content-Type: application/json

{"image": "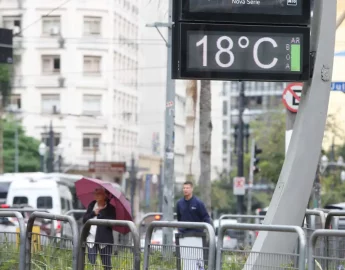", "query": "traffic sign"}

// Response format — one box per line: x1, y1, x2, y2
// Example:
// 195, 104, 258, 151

172, 23, 310, 81
331, 82, 345, 92
0, 28, 13, 64
233, 177, 246, 195
282, 83, 303, 113
175, 0, 311, 25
